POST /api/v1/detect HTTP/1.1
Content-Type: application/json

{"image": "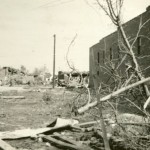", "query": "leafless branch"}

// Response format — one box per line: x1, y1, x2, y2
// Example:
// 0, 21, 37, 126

78, 77, 150, 114
66, 34, 78, 71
